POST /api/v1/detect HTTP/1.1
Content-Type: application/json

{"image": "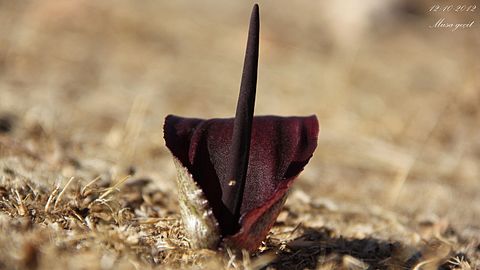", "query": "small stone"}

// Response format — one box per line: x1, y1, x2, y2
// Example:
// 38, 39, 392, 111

276, 211, 289, 223
0, 114, 14, 133
311, 198, 338, 211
